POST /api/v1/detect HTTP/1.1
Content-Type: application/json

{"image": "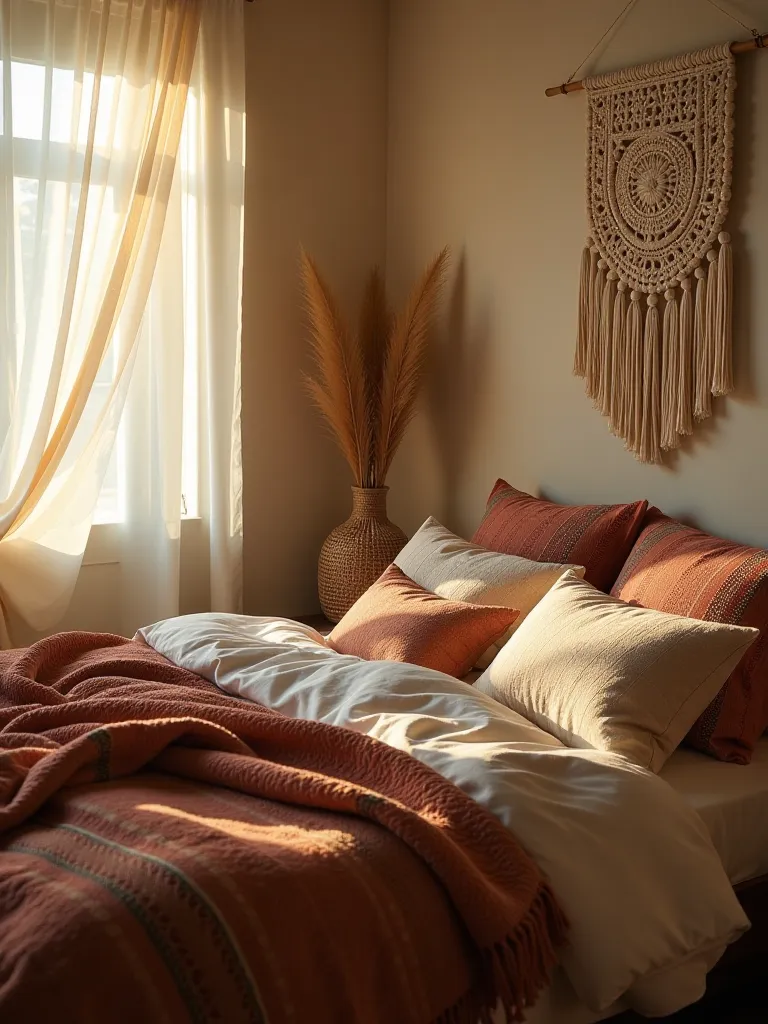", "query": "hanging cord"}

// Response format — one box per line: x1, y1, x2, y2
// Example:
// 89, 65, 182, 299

564, 0, 640, 86
548, 0, 766, 95
561, 0, 764, 93
704, 0, 764, 44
